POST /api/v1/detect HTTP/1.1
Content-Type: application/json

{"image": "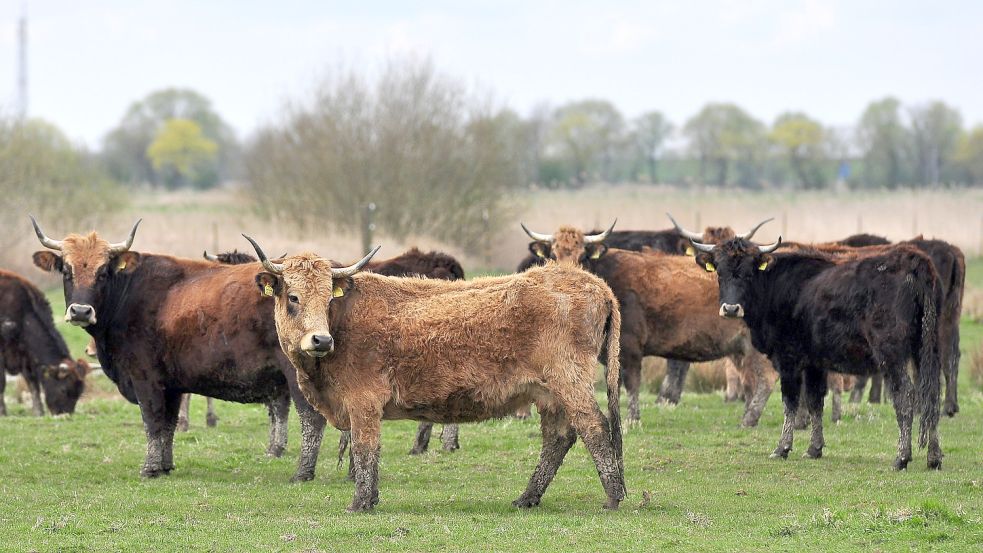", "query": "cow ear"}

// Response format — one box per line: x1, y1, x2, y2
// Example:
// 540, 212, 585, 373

694, 251, 714, 272
332, 277, 352, 299
757, 253, 774, 272
255, 272, 281, 298
33, 251, 63, 273
528, 242, 550, 259
114, 252, 140, 274
586, 243, 608, 260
